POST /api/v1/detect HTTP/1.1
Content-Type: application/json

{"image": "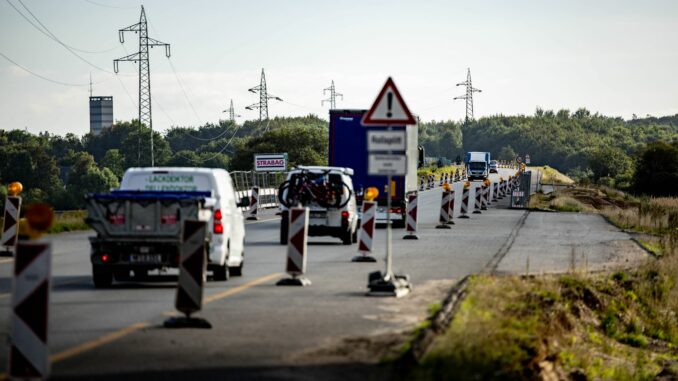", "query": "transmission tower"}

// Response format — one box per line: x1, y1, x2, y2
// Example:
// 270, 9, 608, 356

223, 99, 241, 122
322, 80, 343, 109
246, 68, 282, 122
114, 5, 171, 166
453, 68, 482, 123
